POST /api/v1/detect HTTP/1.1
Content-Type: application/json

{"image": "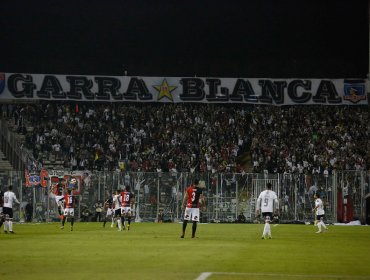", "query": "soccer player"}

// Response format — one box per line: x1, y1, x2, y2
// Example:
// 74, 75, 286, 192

49, 186, 65, 223
112, 189, 123, 231
256, 182, 279, 239
3, 185, 20, 234
103, 193, 114, 228
312, 193, 328, 233
180, 178, 205, 238
120, 185, 135, 230
59, 189, 77, 231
